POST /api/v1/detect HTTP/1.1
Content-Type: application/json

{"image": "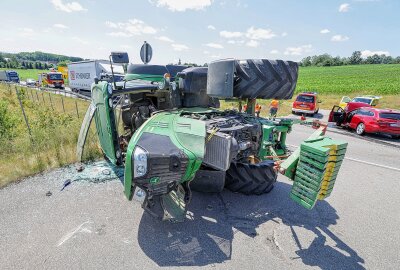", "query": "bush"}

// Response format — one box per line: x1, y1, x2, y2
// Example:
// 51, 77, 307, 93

0, 100, 17, 140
